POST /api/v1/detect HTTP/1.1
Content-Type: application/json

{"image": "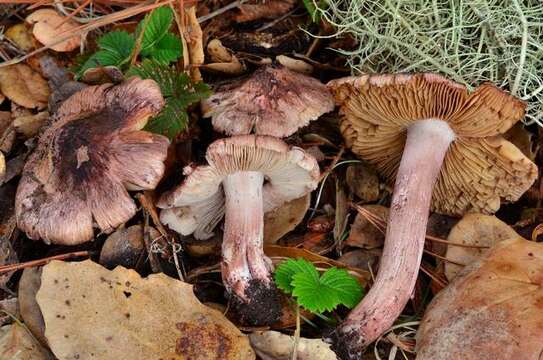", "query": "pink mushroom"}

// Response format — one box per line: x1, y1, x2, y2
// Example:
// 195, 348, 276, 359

326, 73, 538, 358
158, 135, 319, 325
